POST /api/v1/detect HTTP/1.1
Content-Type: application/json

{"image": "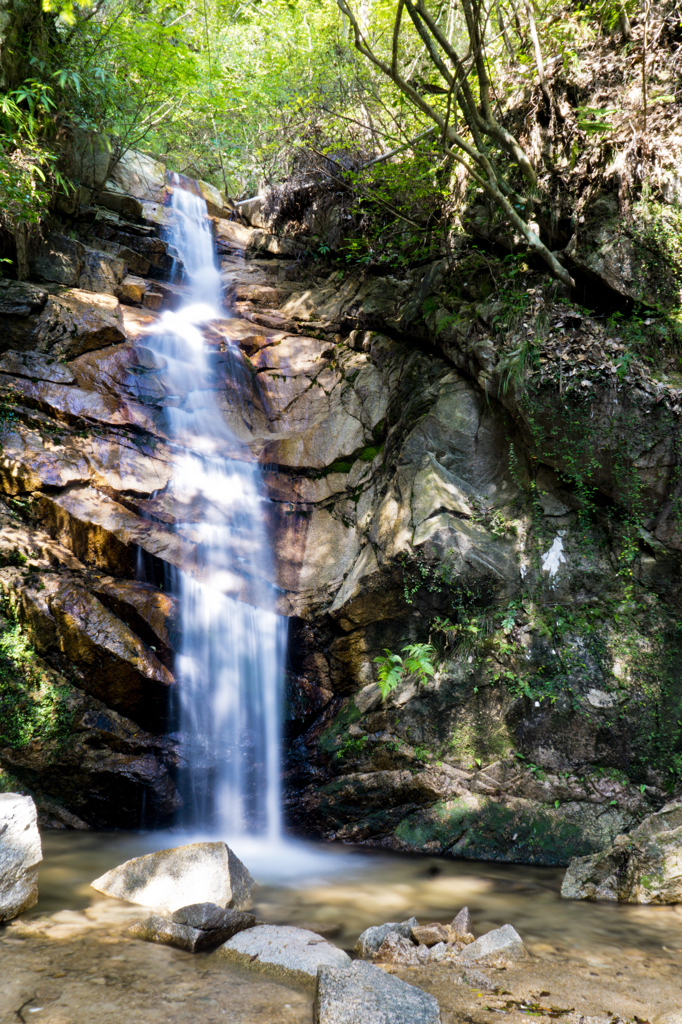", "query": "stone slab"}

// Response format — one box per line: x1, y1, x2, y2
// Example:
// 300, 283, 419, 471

213, 924, 351, 988
315, 960, 441, 1024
